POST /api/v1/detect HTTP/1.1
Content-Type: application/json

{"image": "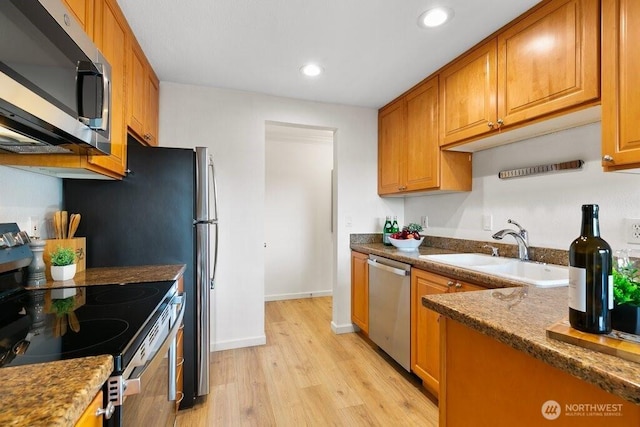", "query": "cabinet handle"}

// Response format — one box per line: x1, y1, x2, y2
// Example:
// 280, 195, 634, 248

96, 401, 115, 420
455, 283, 462, 289
177, 391, 185, 404
487, 121, 495, 129
602, 155, 614, 162
496, 119, 504, 129
447, 281, 455, 287
398, 186, 407, 191
177, 357, 185, 367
